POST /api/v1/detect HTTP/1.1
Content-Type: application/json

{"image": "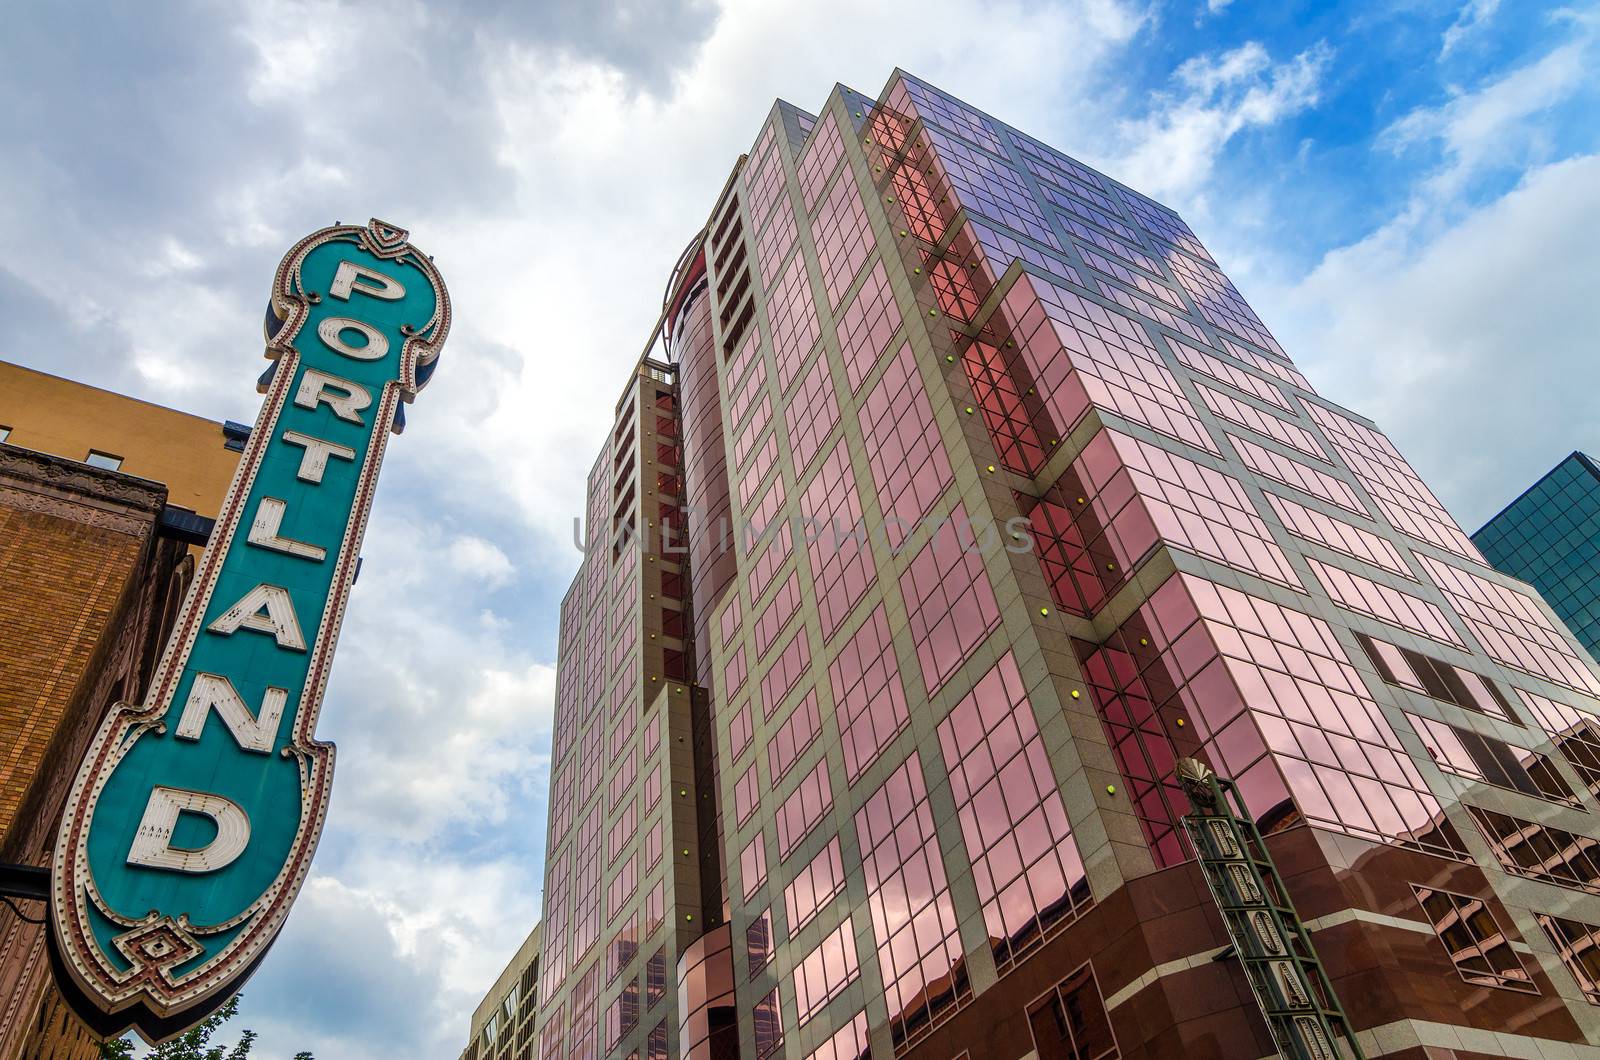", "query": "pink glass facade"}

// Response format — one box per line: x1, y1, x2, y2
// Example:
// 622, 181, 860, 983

482, 69, 1600, 1060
